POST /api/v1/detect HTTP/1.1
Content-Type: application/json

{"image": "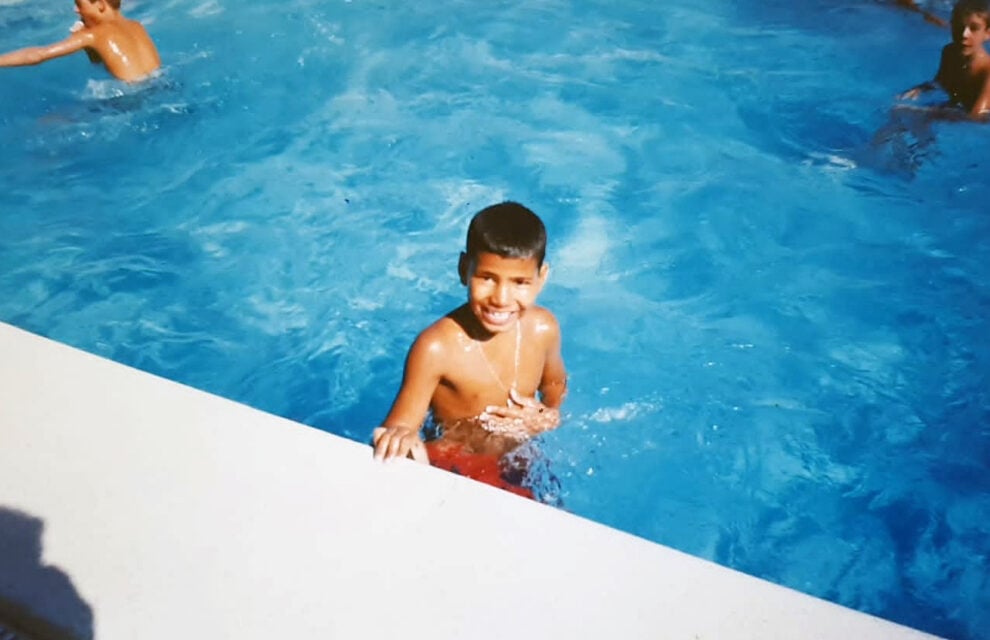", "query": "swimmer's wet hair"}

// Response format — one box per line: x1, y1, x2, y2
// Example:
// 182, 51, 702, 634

84, 0, 122, 8
952, 0, 990, 24
465, 201, 547, 267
